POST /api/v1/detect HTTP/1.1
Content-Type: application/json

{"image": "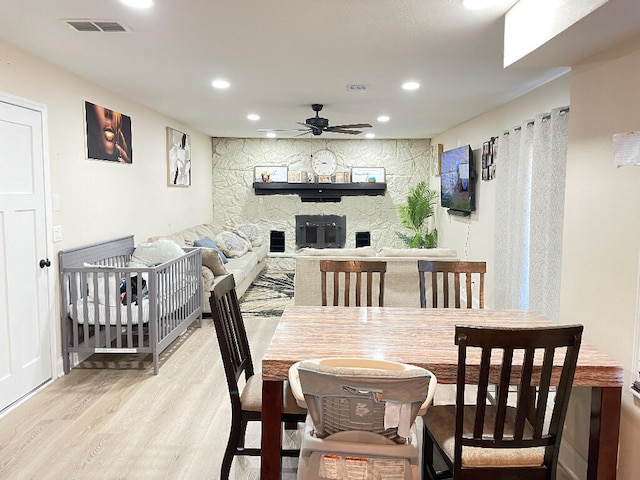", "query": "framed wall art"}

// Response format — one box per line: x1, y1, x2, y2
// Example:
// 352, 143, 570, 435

351, 167, 385, 183
167, 127, 191, 186
85, 101, 133, 163
481, 137, 496, 181
254, 165, 288, 183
